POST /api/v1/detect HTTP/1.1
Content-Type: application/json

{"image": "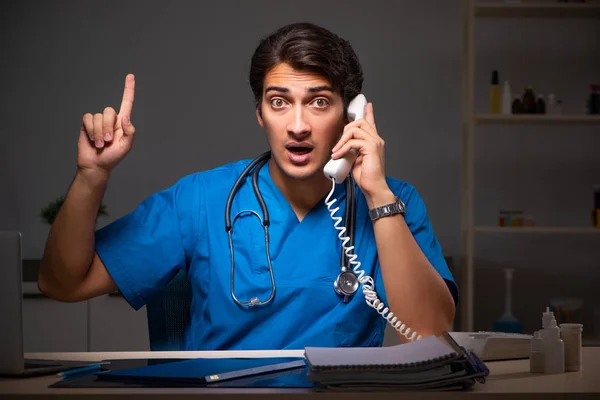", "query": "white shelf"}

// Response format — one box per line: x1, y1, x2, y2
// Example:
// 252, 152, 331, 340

475, 114, 600, 125
460, 0, 600, 332
475, 3, 600, 18
475, 226, 600, 234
